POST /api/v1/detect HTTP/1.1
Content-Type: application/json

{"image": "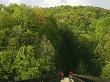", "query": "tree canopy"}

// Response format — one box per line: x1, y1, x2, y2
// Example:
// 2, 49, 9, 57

0, 4, 110, 80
